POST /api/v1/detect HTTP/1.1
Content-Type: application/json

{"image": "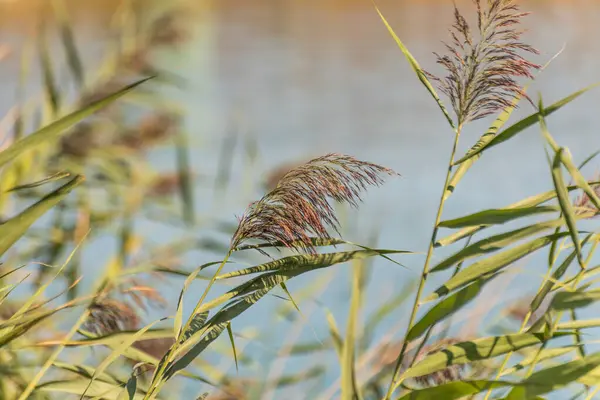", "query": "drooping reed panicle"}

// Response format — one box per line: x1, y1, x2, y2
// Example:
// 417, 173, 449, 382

231, 154, 398, 254
426, 0, 540, 125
